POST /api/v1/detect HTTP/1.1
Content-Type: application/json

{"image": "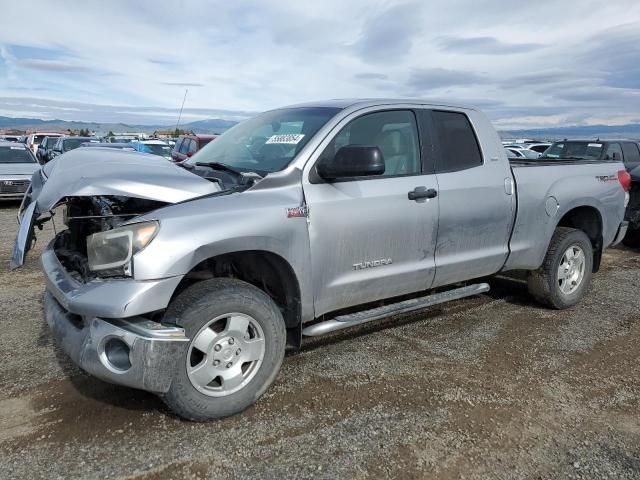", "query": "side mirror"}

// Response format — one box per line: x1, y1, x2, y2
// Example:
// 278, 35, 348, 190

316, 145, 385, 180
